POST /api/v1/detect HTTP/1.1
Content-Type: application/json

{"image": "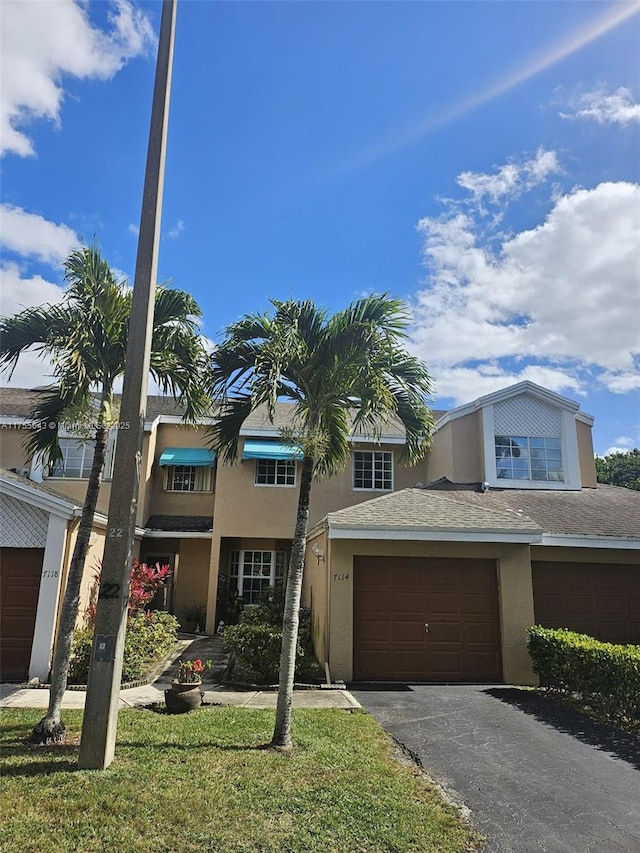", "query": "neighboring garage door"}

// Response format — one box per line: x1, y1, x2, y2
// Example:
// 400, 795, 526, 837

354, 556, 502, 681
533, 561, 640, 644
0, 547, 44, 681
